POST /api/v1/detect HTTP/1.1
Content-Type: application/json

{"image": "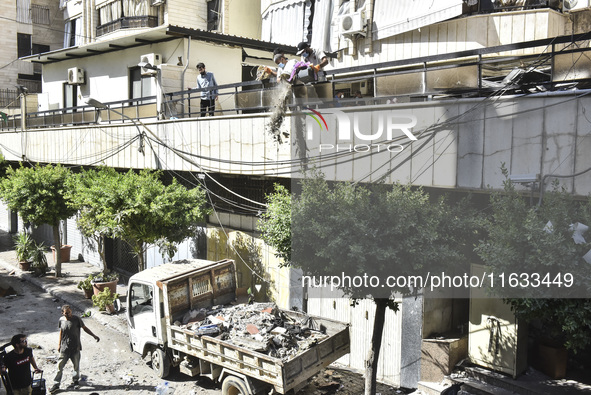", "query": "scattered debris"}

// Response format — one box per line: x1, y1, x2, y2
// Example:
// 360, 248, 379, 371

267, 83, 292, 143
178, 302, 328, 361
